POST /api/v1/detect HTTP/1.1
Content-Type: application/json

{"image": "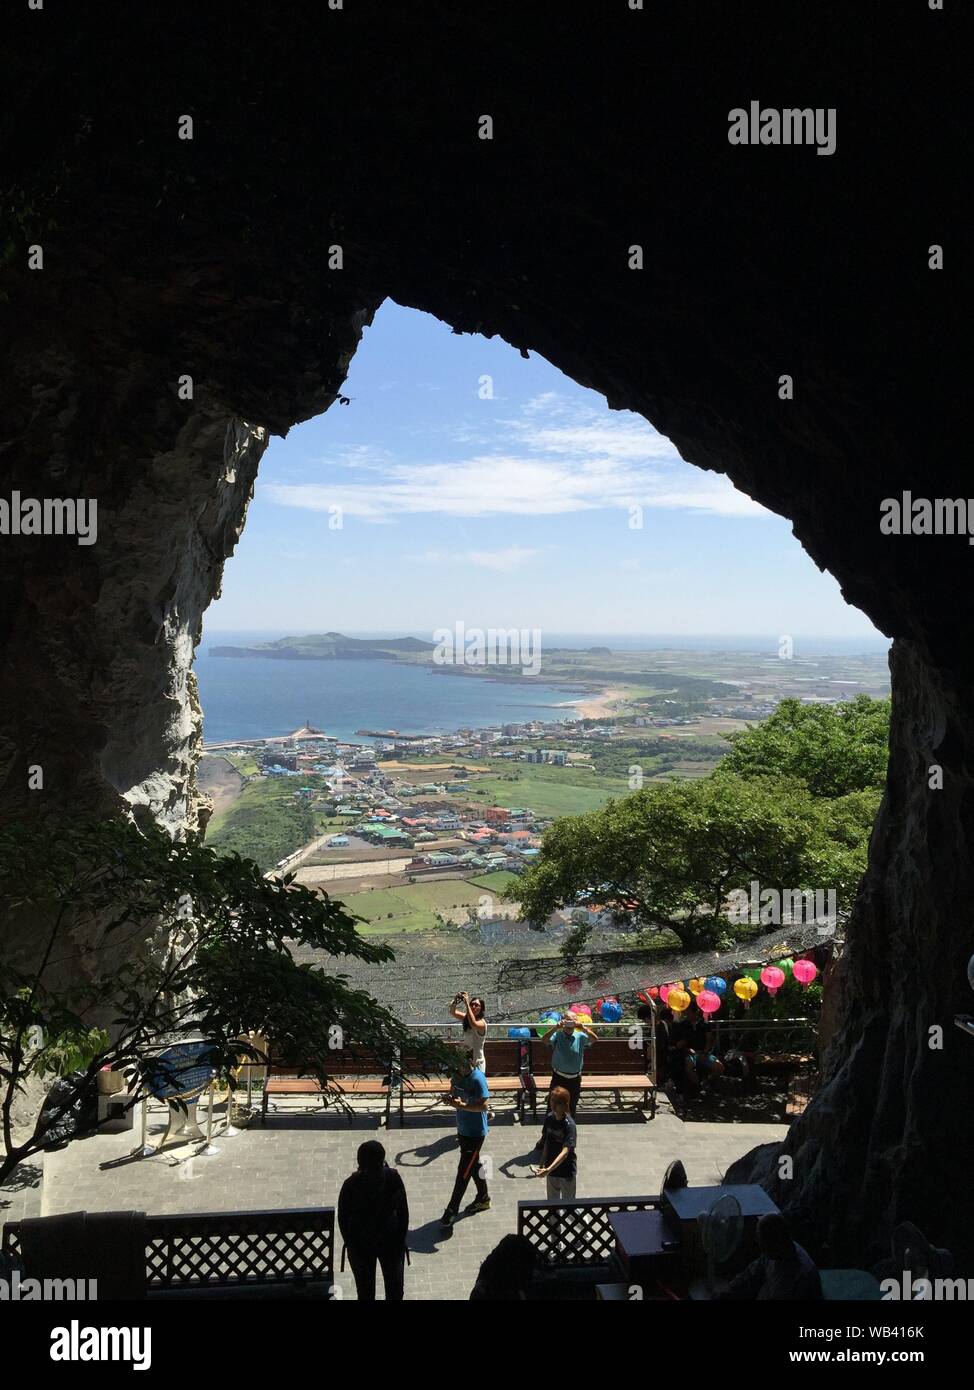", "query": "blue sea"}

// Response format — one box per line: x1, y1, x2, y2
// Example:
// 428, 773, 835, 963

195, 631, 584, 744
195, 628, 890, 745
